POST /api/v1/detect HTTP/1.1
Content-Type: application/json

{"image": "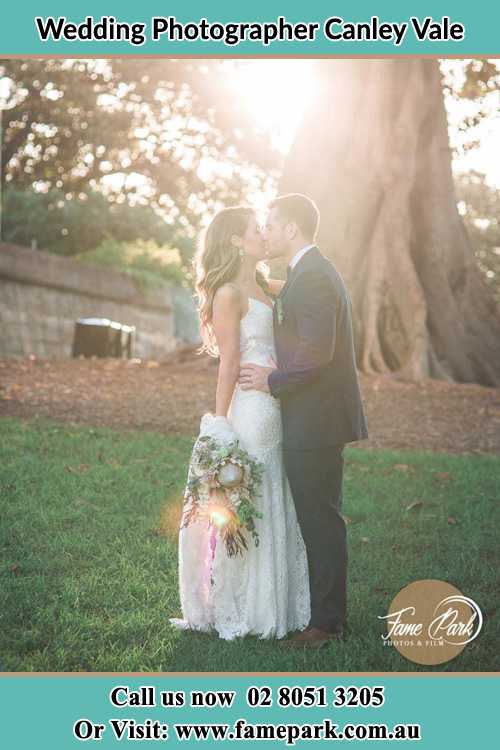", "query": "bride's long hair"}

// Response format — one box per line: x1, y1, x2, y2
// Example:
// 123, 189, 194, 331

194, 206, 270, 357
